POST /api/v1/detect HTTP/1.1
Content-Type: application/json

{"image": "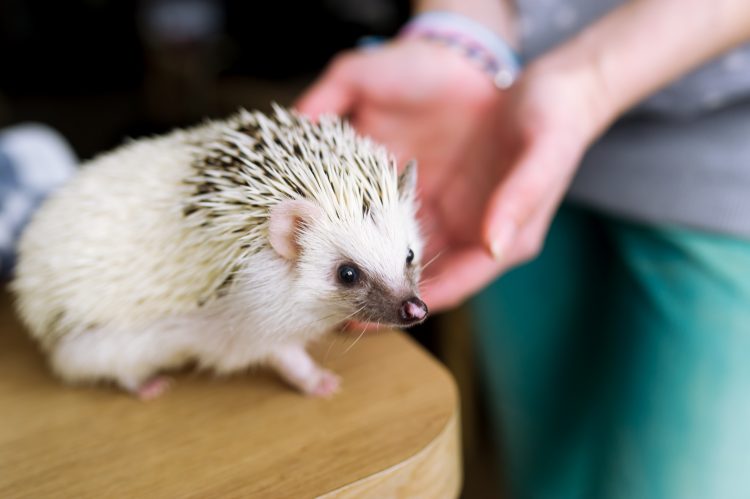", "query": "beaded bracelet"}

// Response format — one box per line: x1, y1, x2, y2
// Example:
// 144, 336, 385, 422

399, 11, 522, 89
